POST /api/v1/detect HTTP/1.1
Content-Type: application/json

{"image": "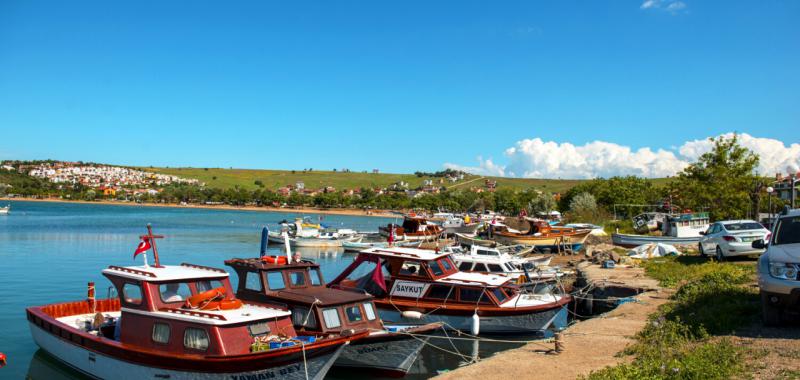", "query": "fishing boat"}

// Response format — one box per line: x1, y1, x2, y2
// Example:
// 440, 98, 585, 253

0, 204, 9, 215
564, 223, 607, 236
379, 217, 443, 242
441, 217, 481, 234
26, 226, 361, 380
612, 212, 710, 248
268, 222, 357, 248
327, 247, 571, 335
225, 256, 442, 377
490, 220, 591, 251
443, 245, 557, 283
